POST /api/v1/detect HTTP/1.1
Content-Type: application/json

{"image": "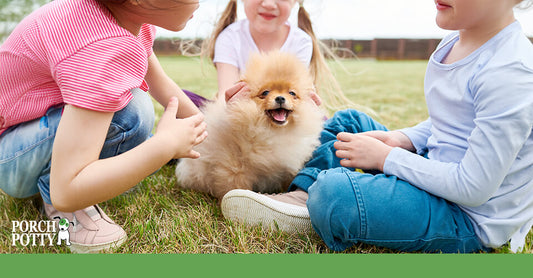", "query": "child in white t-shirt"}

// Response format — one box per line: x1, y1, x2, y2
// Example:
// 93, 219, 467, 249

185, 0, 345, 109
